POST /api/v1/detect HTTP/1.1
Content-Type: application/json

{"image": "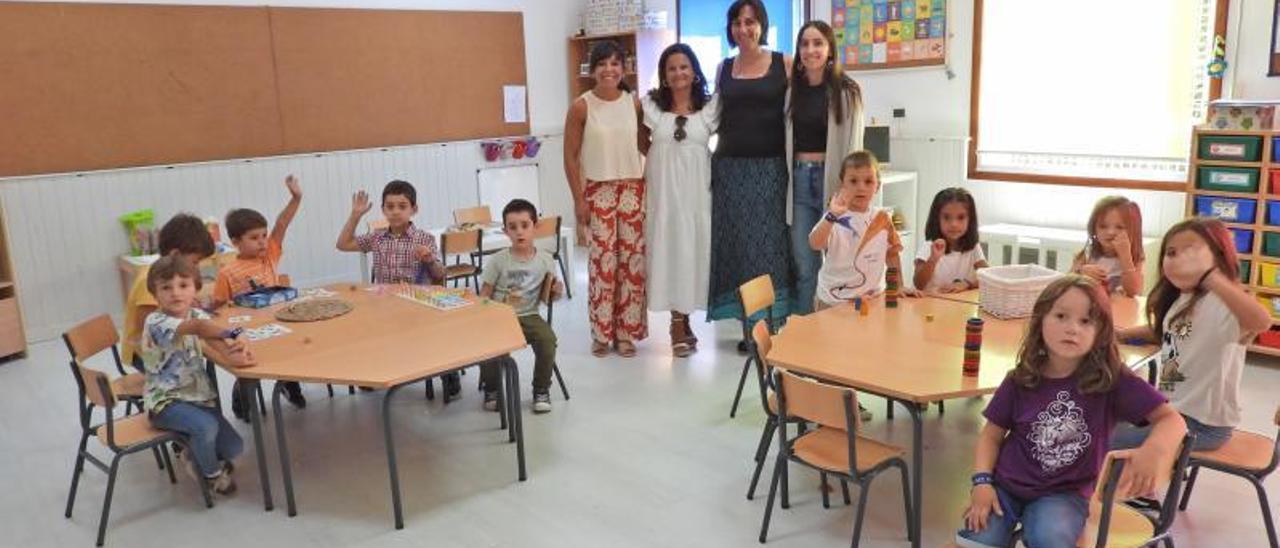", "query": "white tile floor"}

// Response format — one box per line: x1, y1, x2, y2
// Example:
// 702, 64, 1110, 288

3, 264, 1278, 547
